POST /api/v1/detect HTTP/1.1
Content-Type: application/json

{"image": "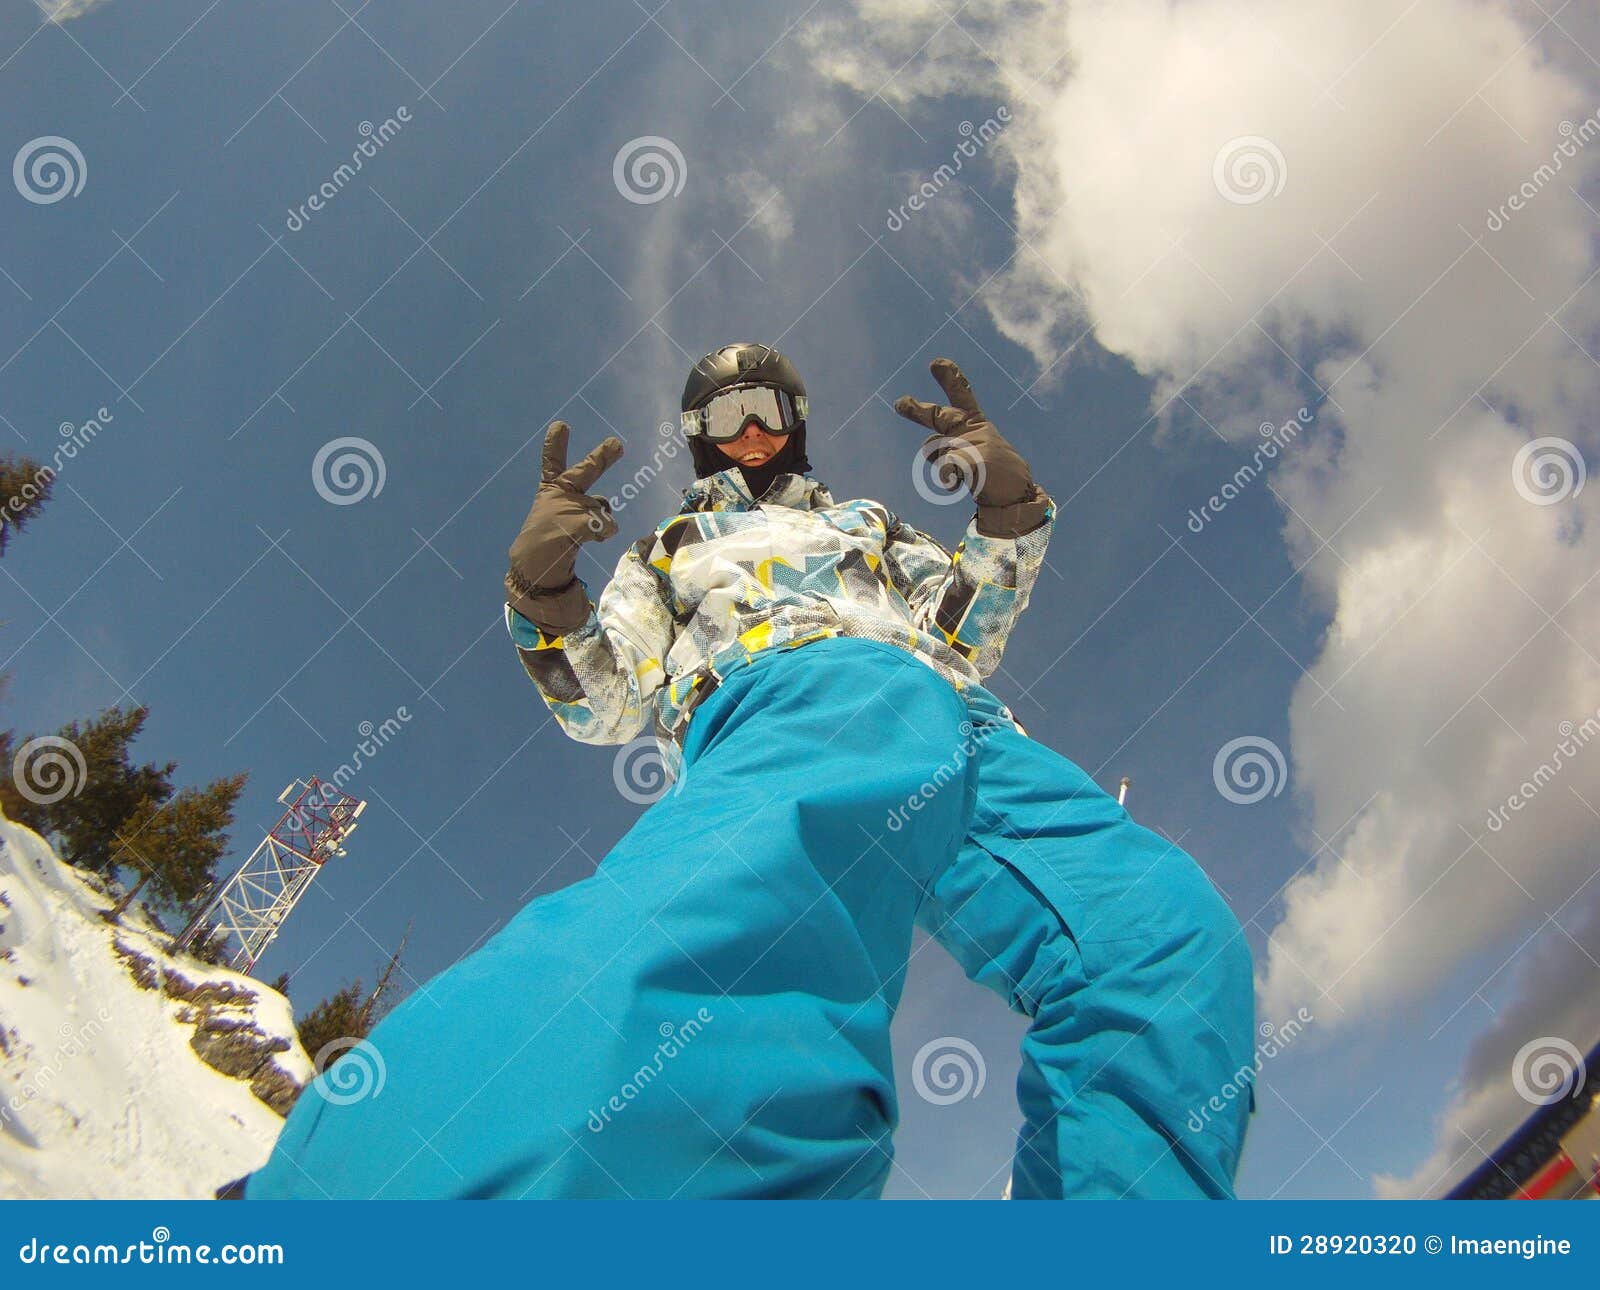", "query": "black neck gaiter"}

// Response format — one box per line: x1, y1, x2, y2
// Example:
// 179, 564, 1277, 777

690, 426, 812, 498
